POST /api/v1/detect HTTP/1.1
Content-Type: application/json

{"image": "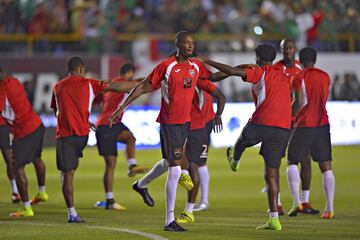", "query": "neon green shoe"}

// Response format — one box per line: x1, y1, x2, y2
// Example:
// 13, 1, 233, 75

10, 206, 34, 218
227, 147, 239, 172
288, 204, 303, 217
176, 211, 195, 223
178, 174, 194, 191
31, 192, 49, 205
256, 217, 282, 231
